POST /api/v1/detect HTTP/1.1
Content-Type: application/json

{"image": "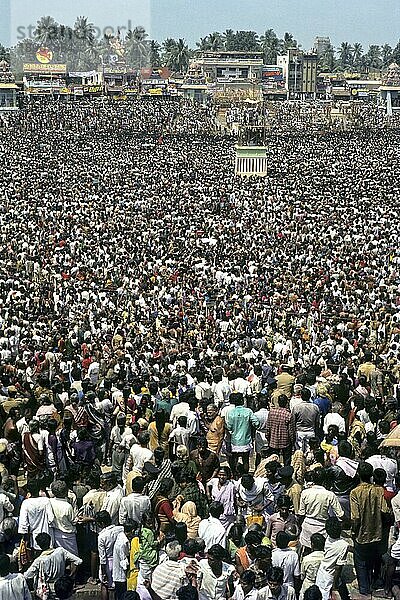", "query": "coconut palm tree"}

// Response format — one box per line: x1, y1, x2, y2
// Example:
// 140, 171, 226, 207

72, 17, 96, 70
73, 16, 95, 45
125, 26, 149, 69
260, 29, 282, 64
351, 43, 363, 70
282, 32, 297, 51
171, 38, 190, 73
0, 44, 9, 62
207, 32, 224, 52
233, 31, 260, 52
197, 37, 211, 51
10, 38, 37, 74
148, 40, 161, 67
366, 44, 382, 71
319, 43, 336, 72
338, 42, 352, 70
34, 16, 58, 46
223, 29, 235, 51
381, 44, 393, 68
